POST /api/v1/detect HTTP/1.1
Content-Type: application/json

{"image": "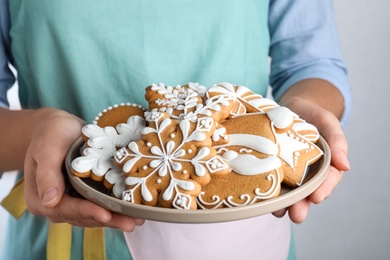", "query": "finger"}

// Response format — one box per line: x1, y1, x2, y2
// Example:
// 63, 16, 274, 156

326, 130, 350, 172
272, 208, 288, 218
47, 195, 112, 225
47, 195, 144, 231
34, 149, 67, 208
30, 110, 83, 208
315, 112, 350, 172
309, 166, 343, 204
107, 213, 145, 232
288, 198, 311, 224
23, 153, 42, 215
